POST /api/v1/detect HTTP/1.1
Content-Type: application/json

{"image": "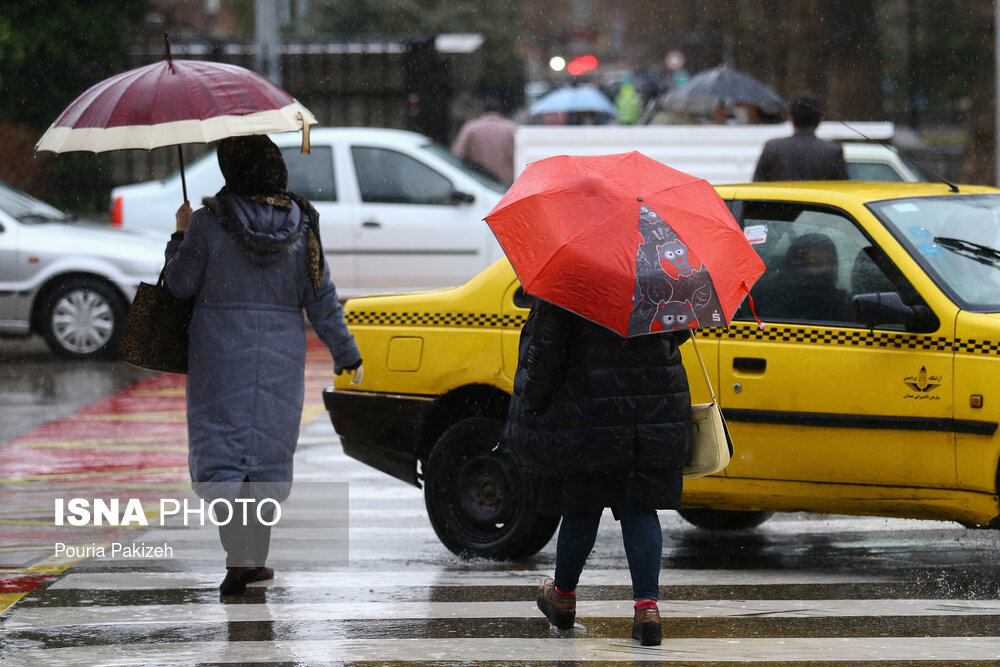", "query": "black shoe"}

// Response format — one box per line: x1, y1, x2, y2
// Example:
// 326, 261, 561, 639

219, 566, 258, 596
536, 577, 576, 630
250, 566, 274, 582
